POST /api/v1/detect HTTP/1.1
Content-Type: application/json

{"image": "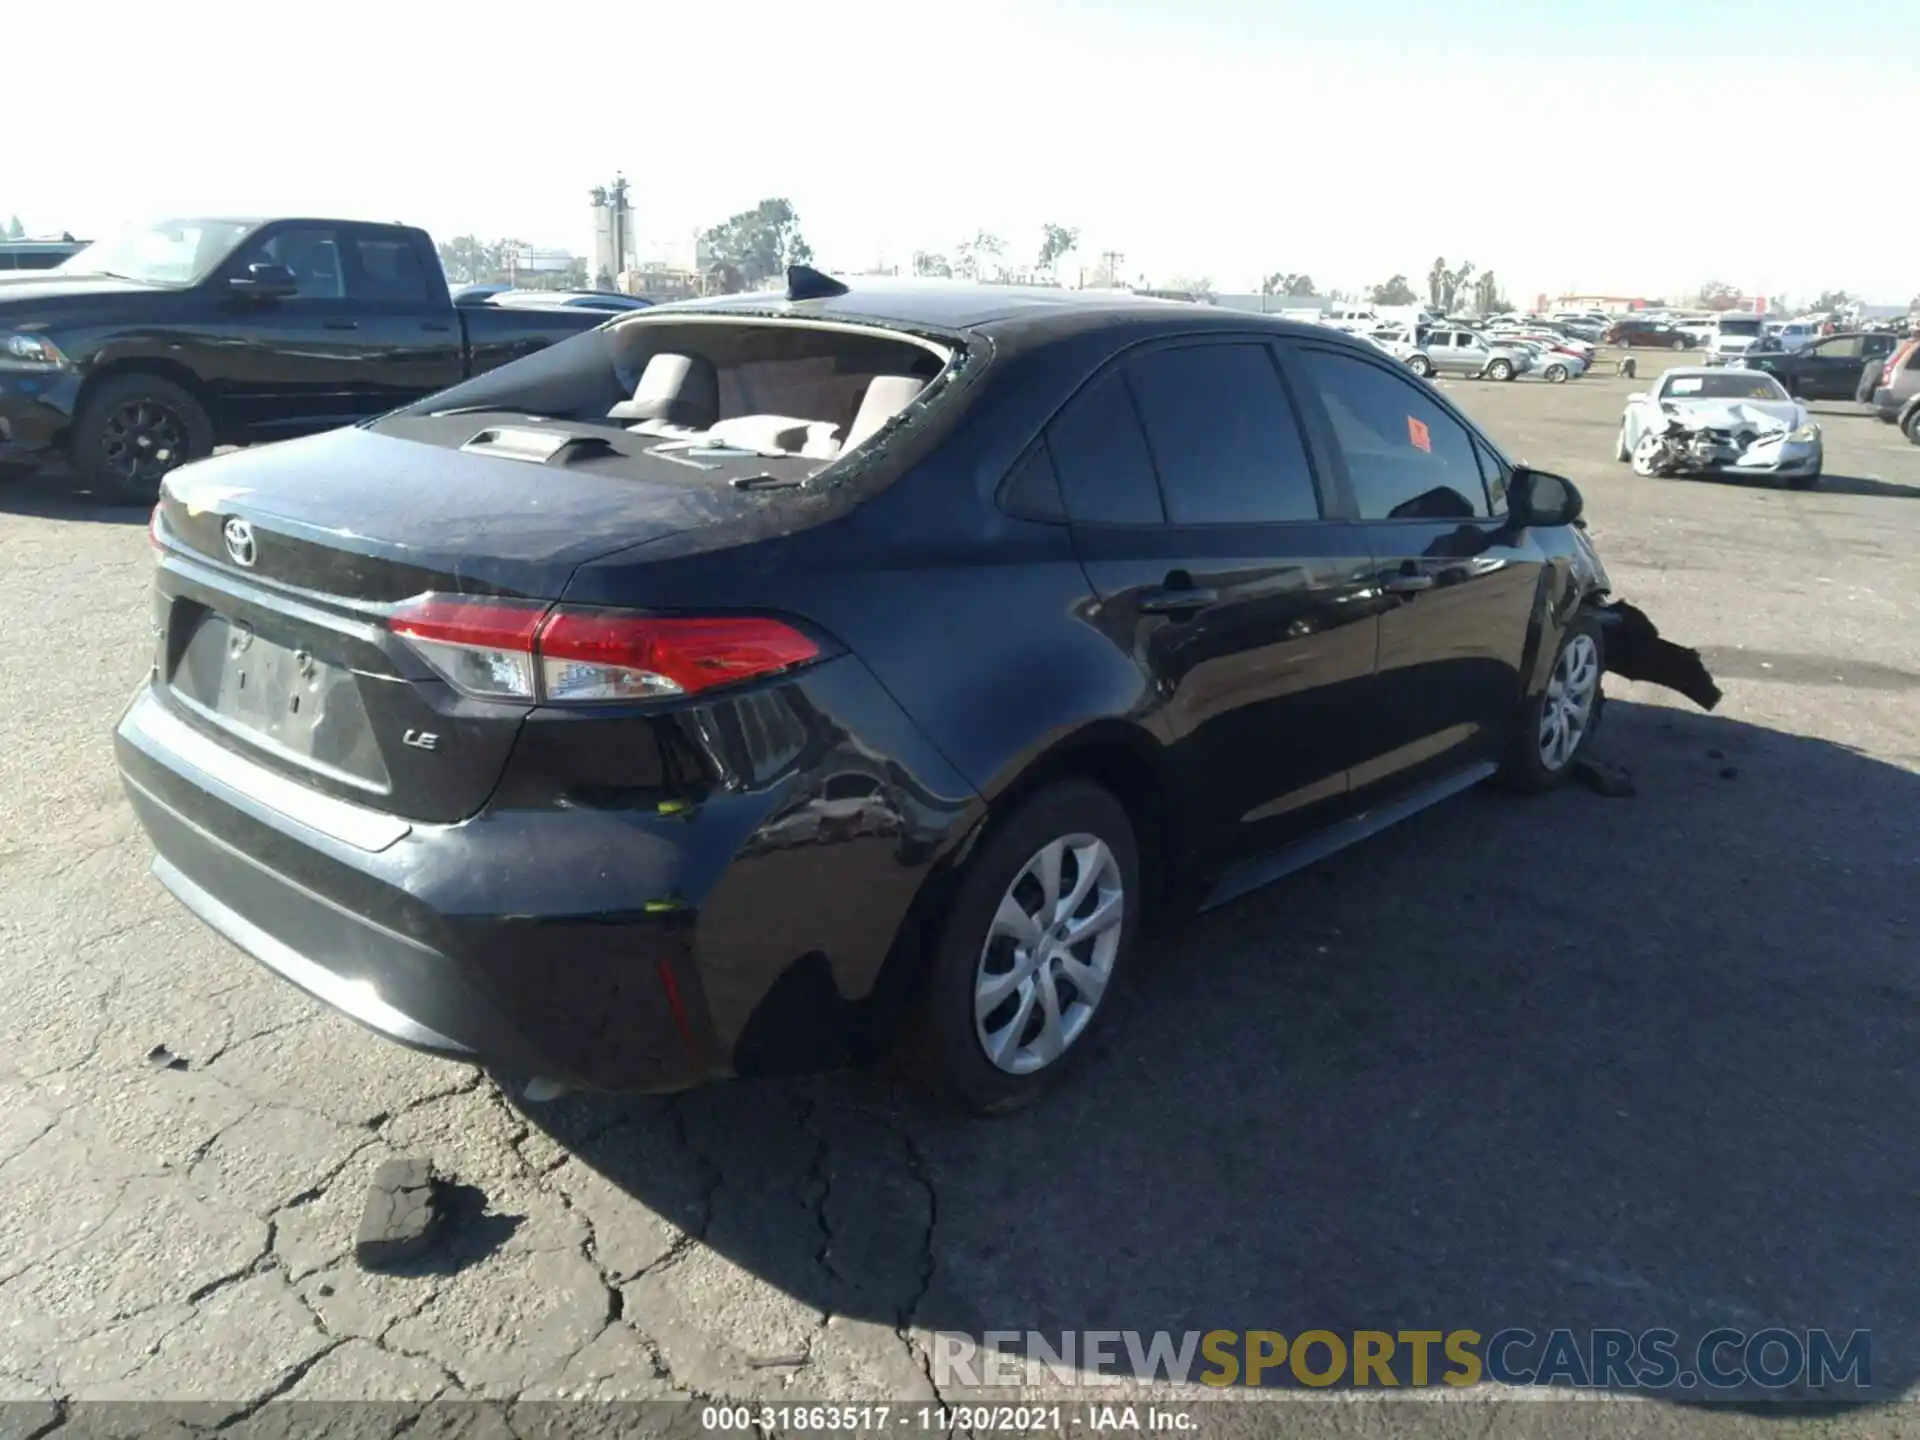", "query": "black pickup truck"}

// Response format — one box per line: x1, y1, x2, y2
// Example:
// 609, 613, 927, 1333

0, 216, 608, 501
